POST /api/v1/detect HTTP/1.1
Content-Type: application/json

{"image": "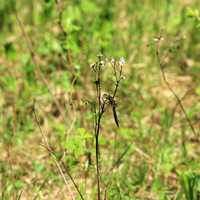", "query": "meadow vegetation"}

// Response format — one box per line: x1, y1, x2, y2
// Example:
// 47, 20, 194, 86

0, 0, 200, 199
